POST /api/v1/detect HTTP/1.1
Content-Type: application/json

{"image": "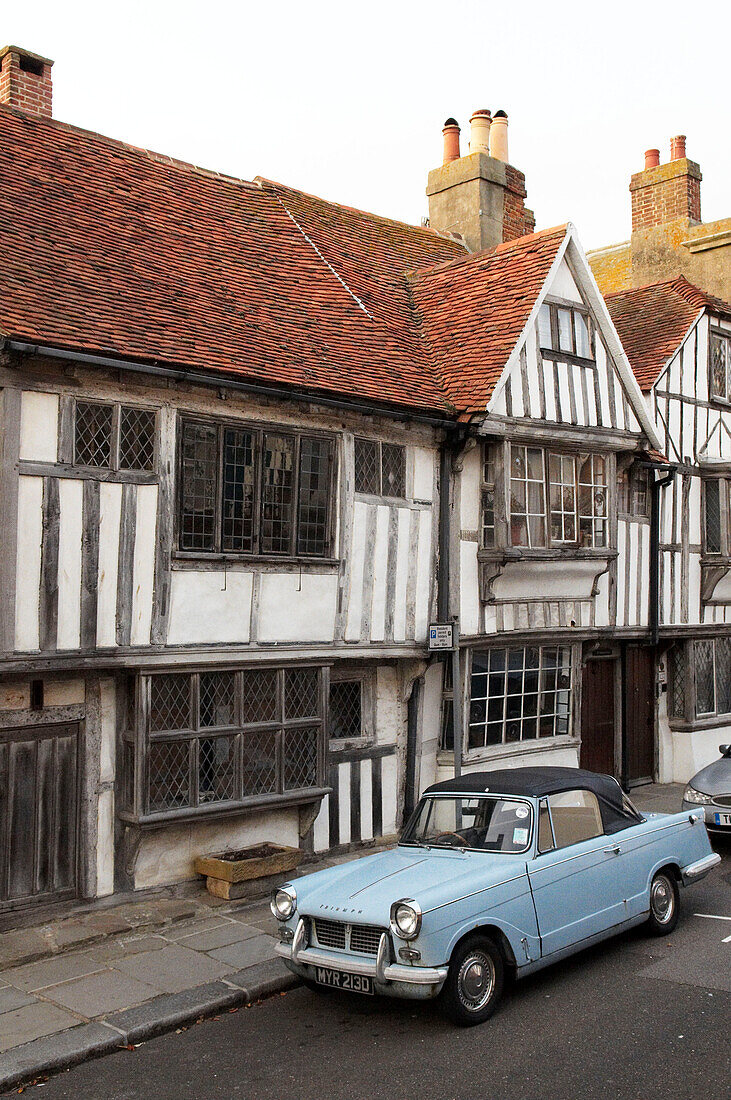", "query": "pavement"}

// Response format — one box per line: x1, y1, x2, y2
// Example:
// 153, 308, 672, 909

0, 783, 694, 1093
